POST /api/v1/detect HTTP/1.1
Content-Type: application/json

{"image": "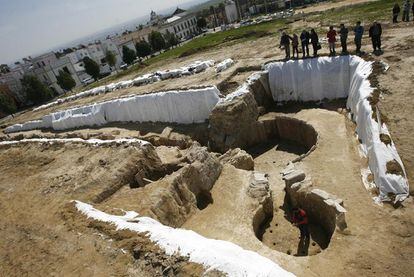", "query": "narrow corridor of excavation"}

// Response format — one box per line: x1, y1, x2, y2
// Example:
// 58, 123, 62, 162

250, 141, 329, 256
